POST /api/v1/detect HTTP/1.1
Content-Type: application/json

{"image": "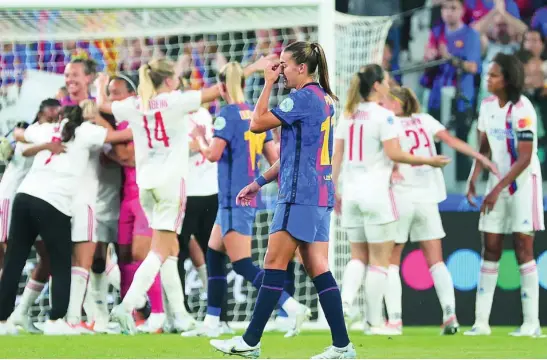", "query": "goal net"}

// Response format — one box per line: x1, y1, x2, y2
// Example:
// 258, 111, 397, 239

0, 1, 392, 326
